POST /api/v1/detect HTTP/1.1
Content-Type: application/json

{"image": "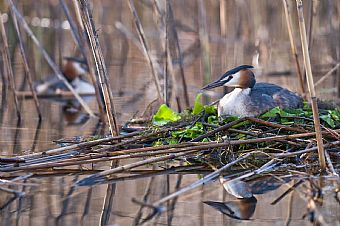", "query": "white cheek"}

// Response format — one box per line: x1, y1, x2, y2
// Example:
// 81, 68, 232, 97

223, 72, 241, 87
74, 62, 87, 75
